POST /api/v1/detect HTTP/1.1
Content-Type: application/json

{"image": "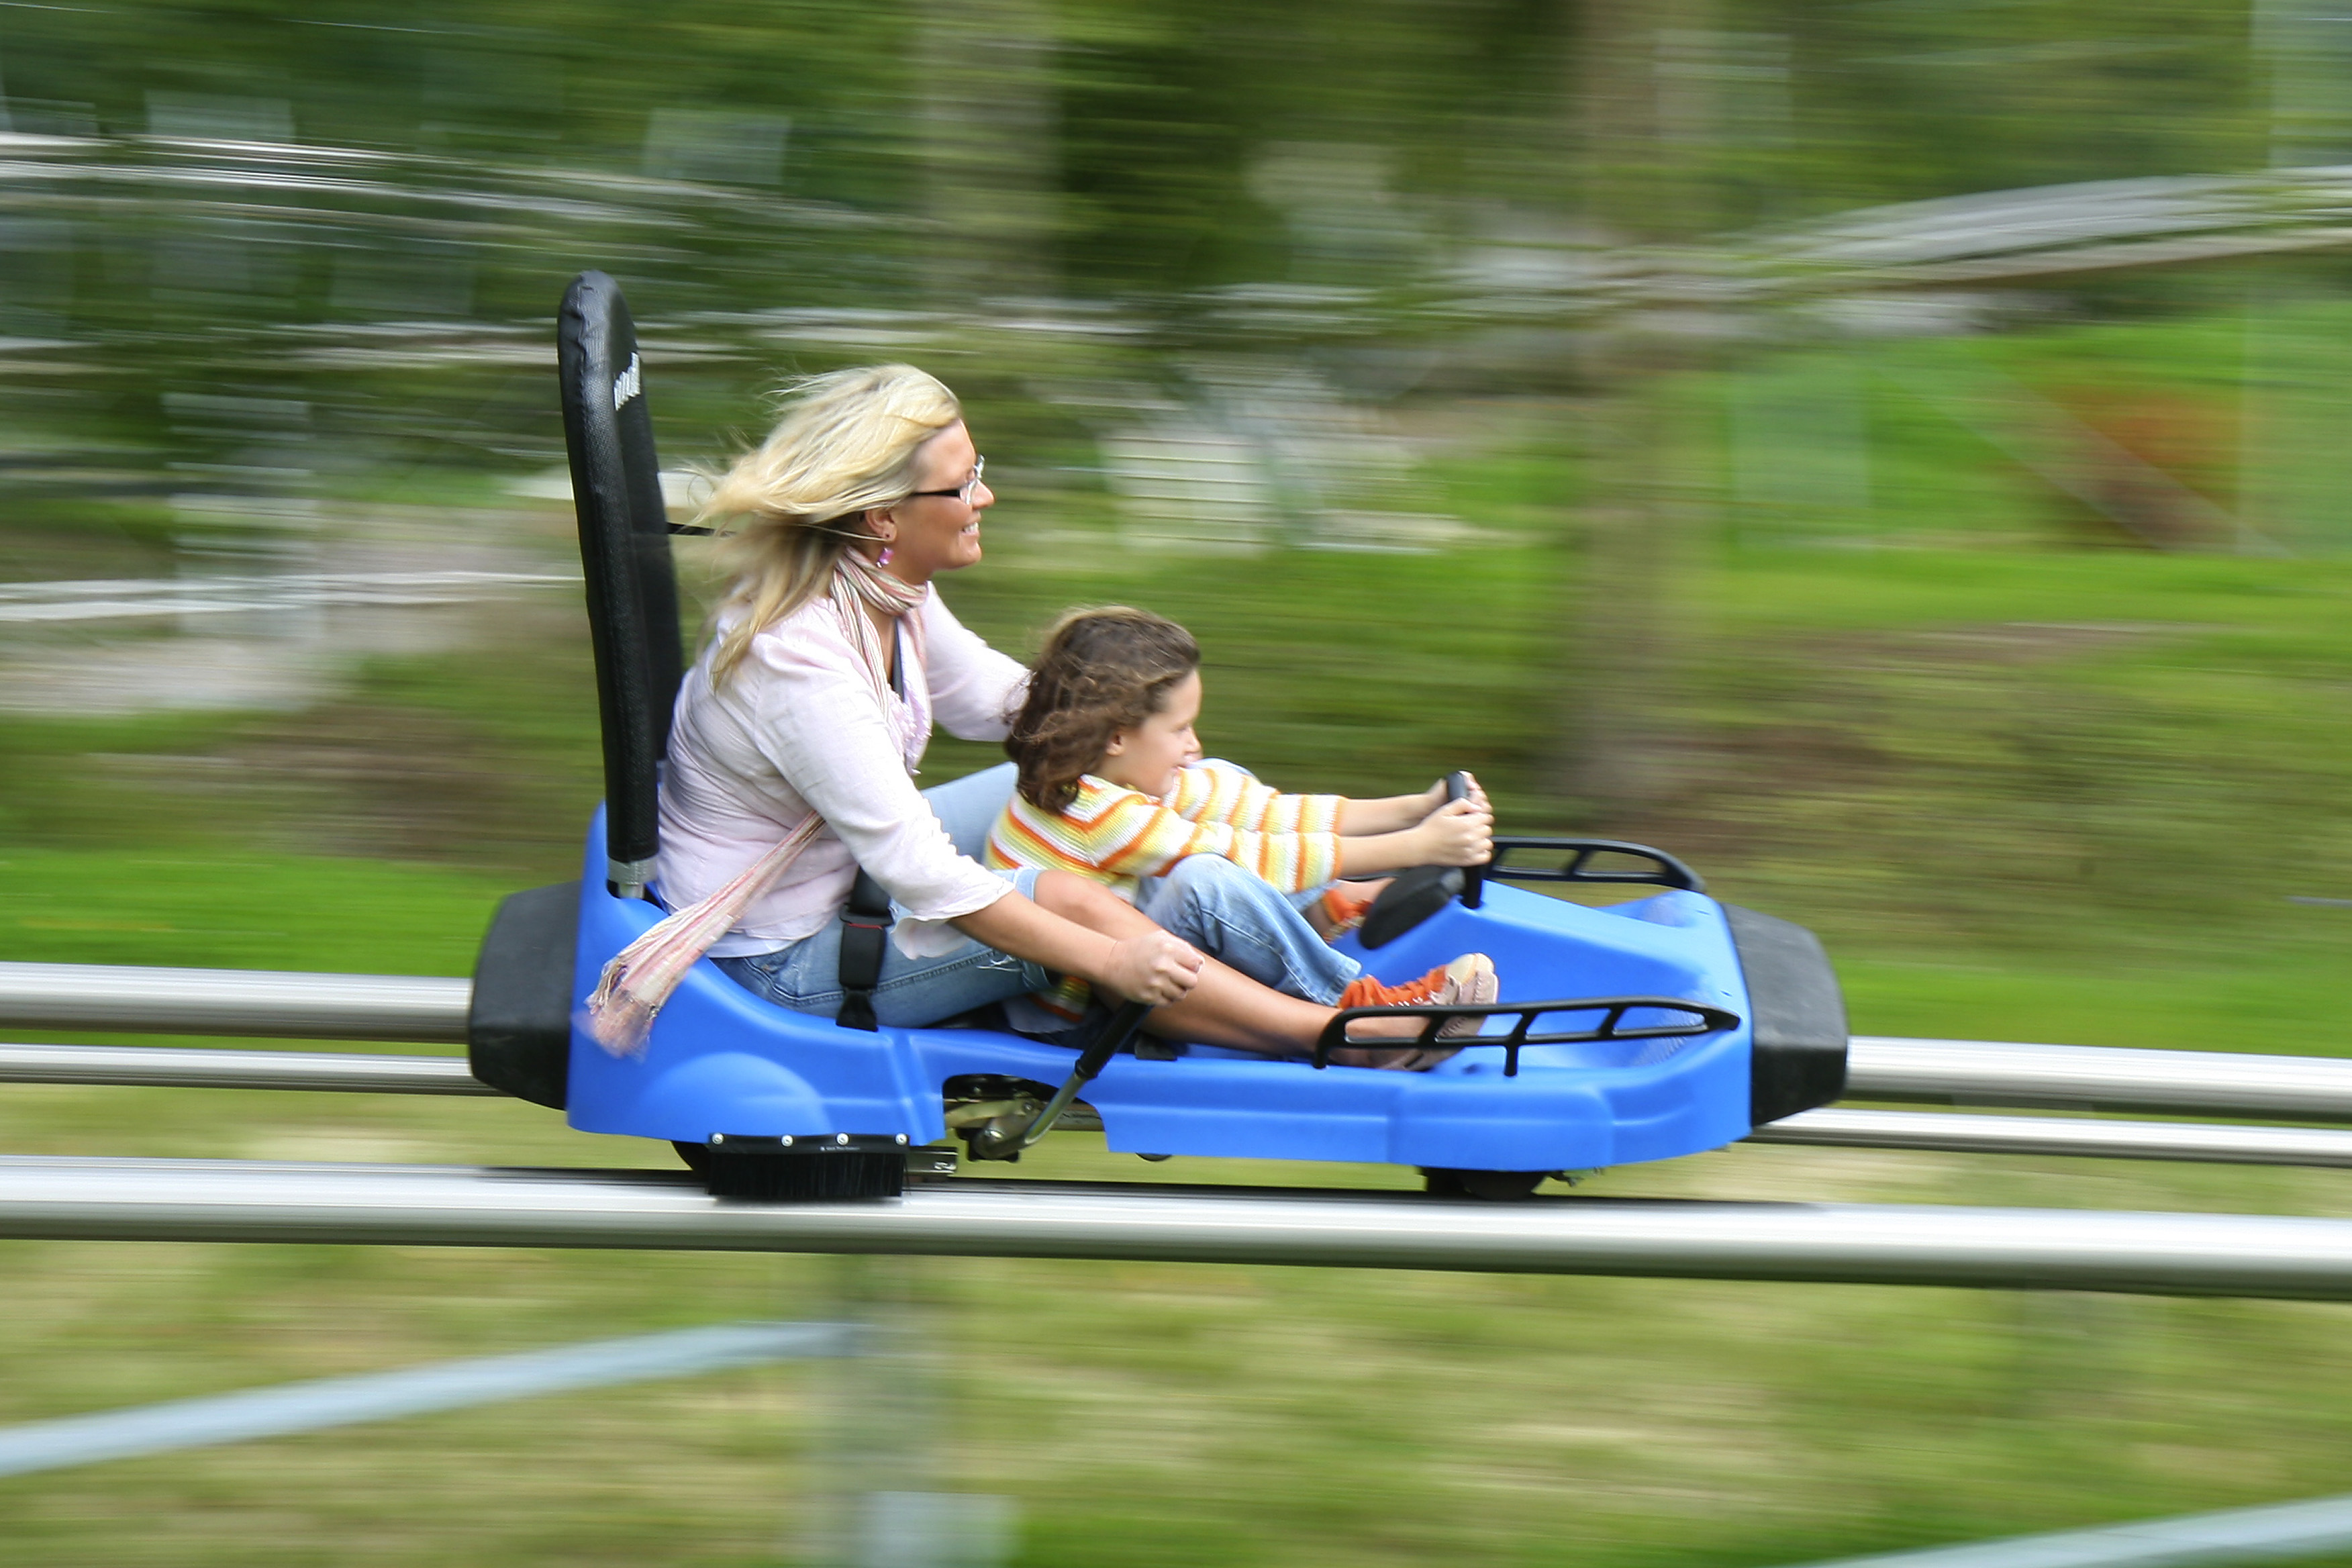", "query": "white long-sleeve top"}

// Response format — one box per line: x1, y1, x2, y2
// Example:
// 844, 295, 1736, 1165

656, 589, 1029, 957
